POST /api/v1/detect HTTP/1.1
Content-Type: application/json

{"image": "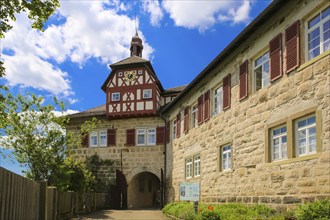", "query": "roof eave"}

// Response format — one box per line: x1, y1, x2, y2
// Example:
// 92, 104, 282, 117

161, 0, 285, 115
